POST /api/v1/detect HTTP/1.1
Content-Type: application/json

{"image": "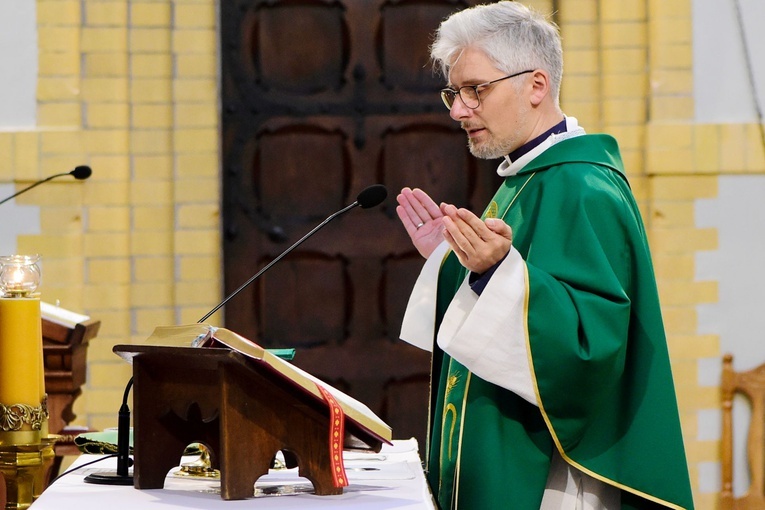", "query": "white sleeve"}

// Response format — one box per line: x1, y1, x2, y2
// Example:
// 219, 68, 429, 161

436, 247, 538, 406
399, 242, 451, 352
